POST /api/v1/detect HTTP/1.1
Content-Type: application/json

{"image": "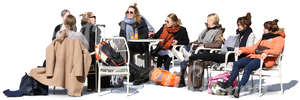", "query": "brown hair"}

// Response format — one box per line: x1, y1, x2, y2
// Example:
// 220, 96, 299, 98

167, 13, 182, 27
237, 12, 252, 27
207, 13, 219, 25
64, 15, 76, 31
61, 9, 70, 17
126, 3, 142, 23
264, 19, 279, 32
